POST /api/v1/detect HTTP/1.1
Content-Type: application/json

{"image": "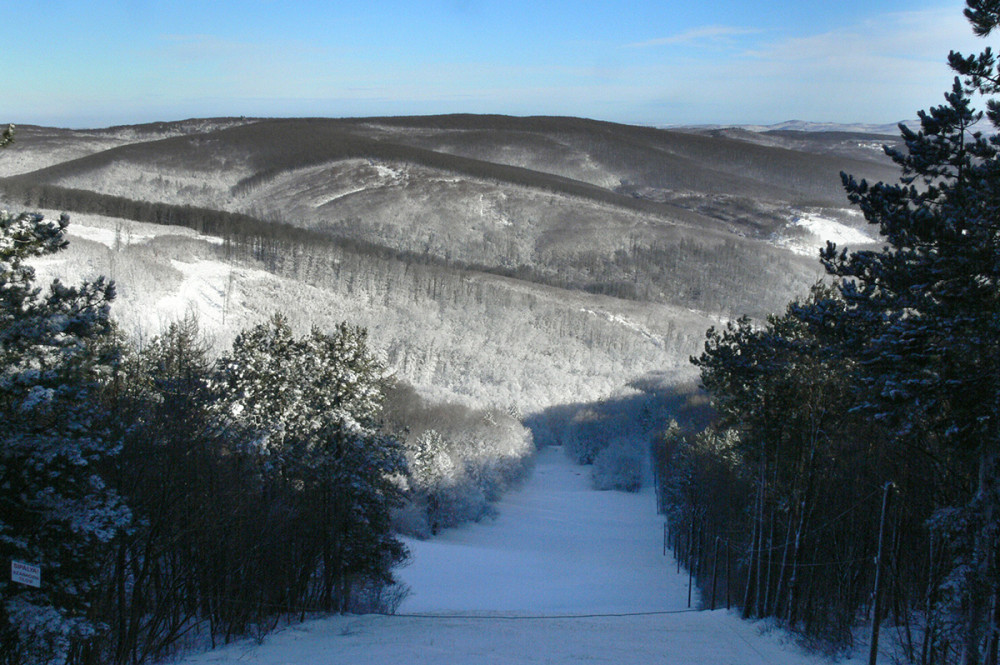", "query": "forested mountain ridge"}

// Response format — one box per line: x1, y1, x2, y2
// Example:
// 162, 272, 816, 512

0, 115, 894, 411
